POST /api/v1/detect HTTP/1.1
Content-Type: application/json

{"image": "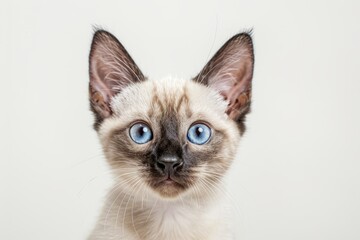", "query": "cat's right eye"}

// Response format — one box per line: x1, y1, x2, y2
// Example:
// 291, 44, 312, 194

129, 123, 153, 144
